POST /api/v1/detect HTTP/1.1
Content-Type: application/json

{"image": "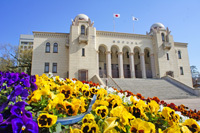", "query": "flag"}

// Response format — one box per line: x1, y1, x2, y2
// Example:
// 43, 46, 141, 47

132, 16, 138, 21
113, 14, 120, 18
